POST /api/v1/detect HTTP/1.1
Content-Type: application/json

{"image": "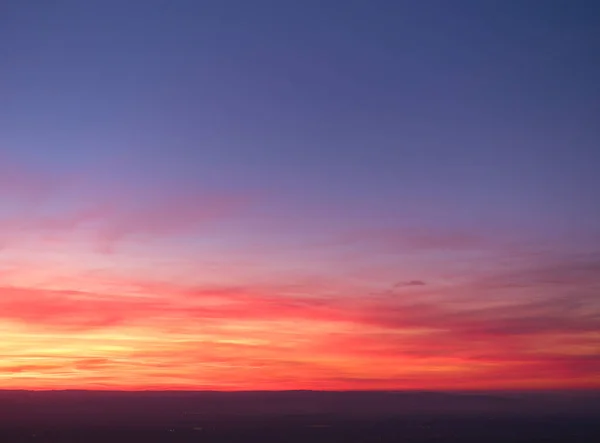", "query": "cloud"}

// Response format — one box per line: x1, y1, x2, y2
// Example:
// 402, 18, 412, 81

360, 293, 599, 338
361, 255, 600, 340
335, 226, 491, 253
88, 191, 248, 252
0, 160, 251, 252
0, 287, 156, 330
0, 363, 68, 374
394, 280, 426, 287
0, 283, 348, 333
2, 251, 599, 337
